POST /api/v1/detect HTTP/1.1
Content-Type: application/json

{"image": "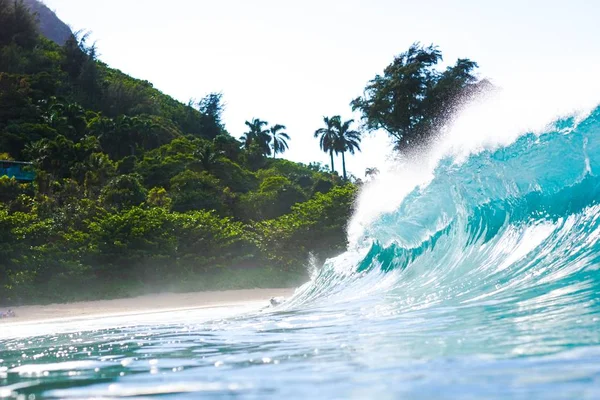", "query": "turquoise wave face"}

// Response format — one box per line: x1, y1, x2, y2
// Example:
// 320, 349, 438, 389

292, 107, 600, 310
2, 108, 600, 399
282, 105, 600, 366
